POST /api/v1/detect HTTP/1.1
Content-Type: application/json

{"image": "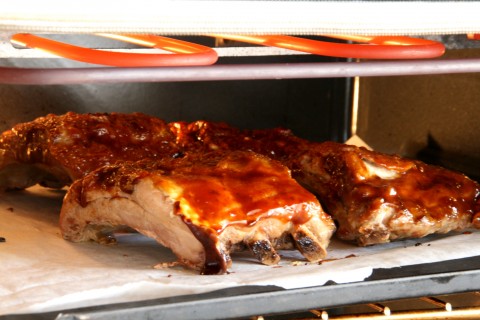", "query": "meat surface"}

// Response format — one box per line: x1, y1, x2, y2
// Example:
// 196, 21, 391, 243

60, 151, 335, 274
2, 112, 479, 258
172, 120, 480, 245
294, 142, 480, 245
170, 120, 302, 165
0, 112, 179, 190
